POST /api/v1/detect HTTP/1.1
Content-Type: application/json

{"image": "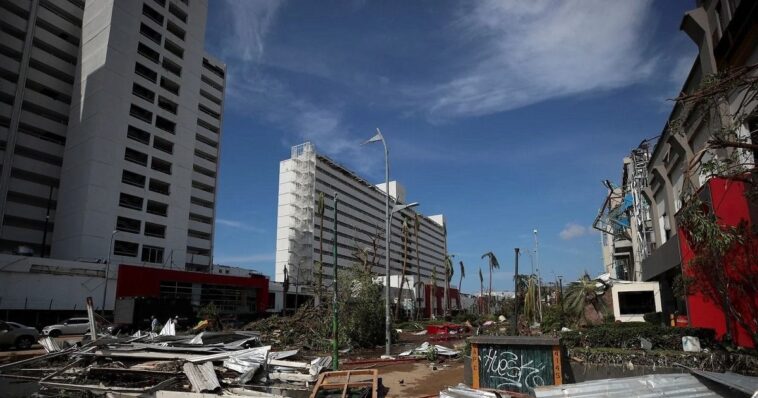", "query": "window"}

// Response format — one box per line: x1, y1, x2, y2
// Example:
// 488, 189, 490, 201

132, 83, 155, 103
149, 178, 170, 195
201, 75, 223, 92
147, 200, 168, 216
140, 22, 162, 44
124, 147, 148, 166
202, 58, 225, 79
197, 118, 219, 134
189, 212, 212, 224
200, 89, 222, 106
122, 170, 146, 188
162, 58, 182, 77
157, 96, 177, 114
155, 116, 176, 134
196, 133, 218, 148
127, 125, 151, 145
187, 246, 209, 256
144, 222, 166, 238
142, 3, 164, 25
164, 39, 184, 58
21, 101, 68, 124
119, 193, 143, 210
193, 164, 216, 178
113, 240, 139, 257
151, 157, 172, 175
188, 229, 211, 240
153, 136, 173, 154
191, 197, 214, 209
195, 149, 217, 163
135, 62, 158, 83
160, 77, 180, 95
152, 0, 166, 6
168, 3, 187, 22
137, 42, 160, 64
130, 104, 153, 123
141, 245, 164, 263
192, 180, 214, 194
116, 216, 141, 234
25, 79, 71, 104
167, 21, 185, 40
268, 292, 275, 309
198, 104, 220, 120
